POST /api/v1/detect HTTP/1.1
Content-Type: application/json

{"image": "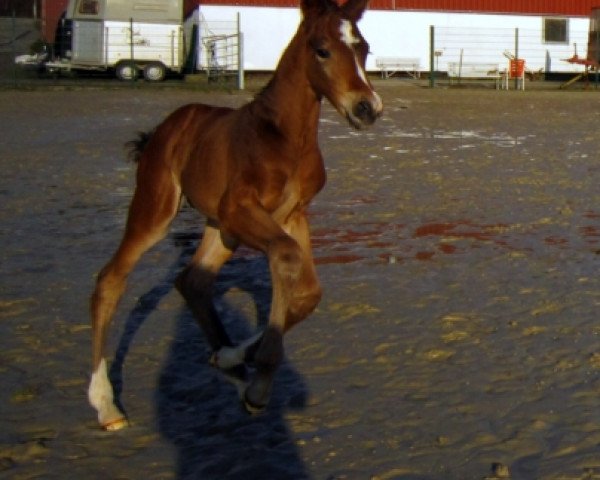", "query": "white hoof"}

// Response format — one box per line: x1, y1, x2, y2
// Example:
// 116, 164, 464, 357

101, 416, 129, 431
211, 346, 242, 369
